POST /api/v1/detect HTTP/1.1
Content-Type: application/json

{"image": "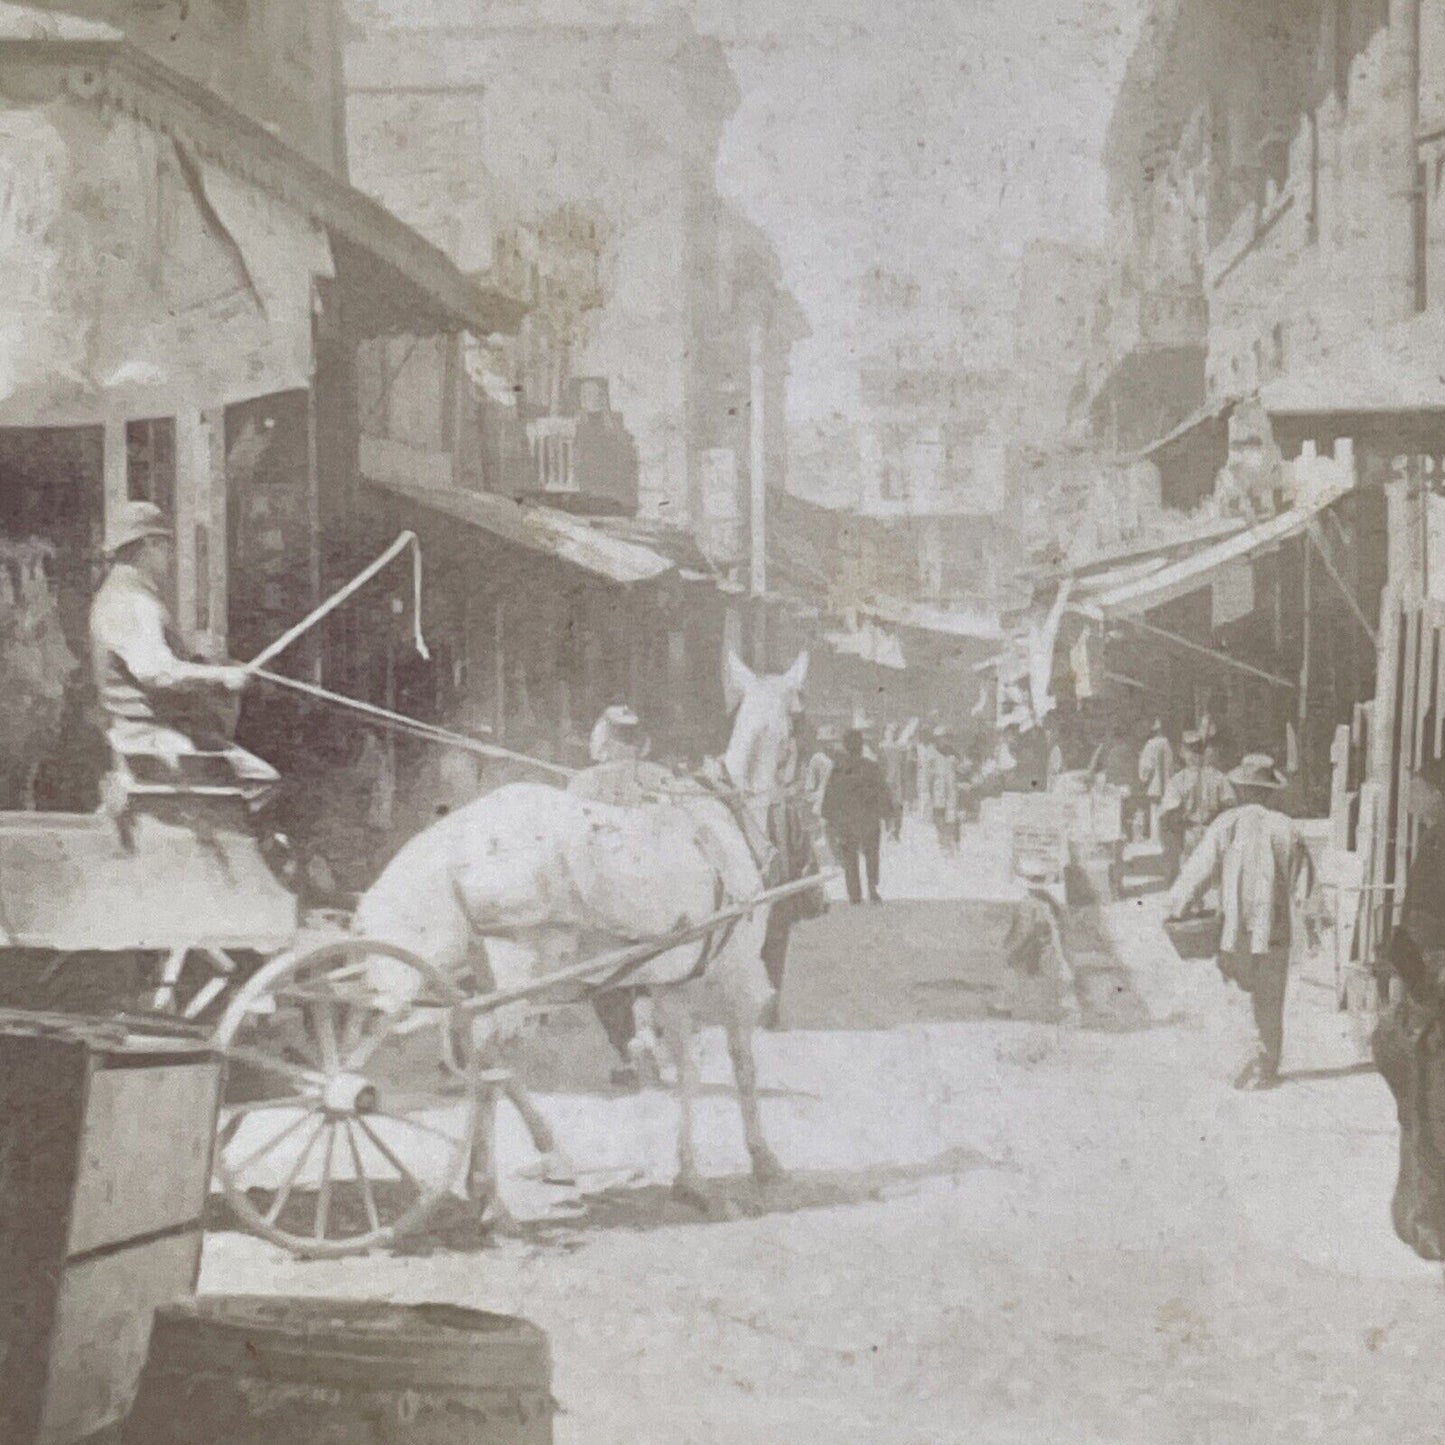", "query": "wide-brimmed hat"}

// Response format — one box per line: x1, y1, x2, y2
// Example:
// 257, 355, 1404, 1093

1180, 729, 1203, 752
602, 703, 640, 728
1228, 753, 1287, 789
105, 500, 172, 556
